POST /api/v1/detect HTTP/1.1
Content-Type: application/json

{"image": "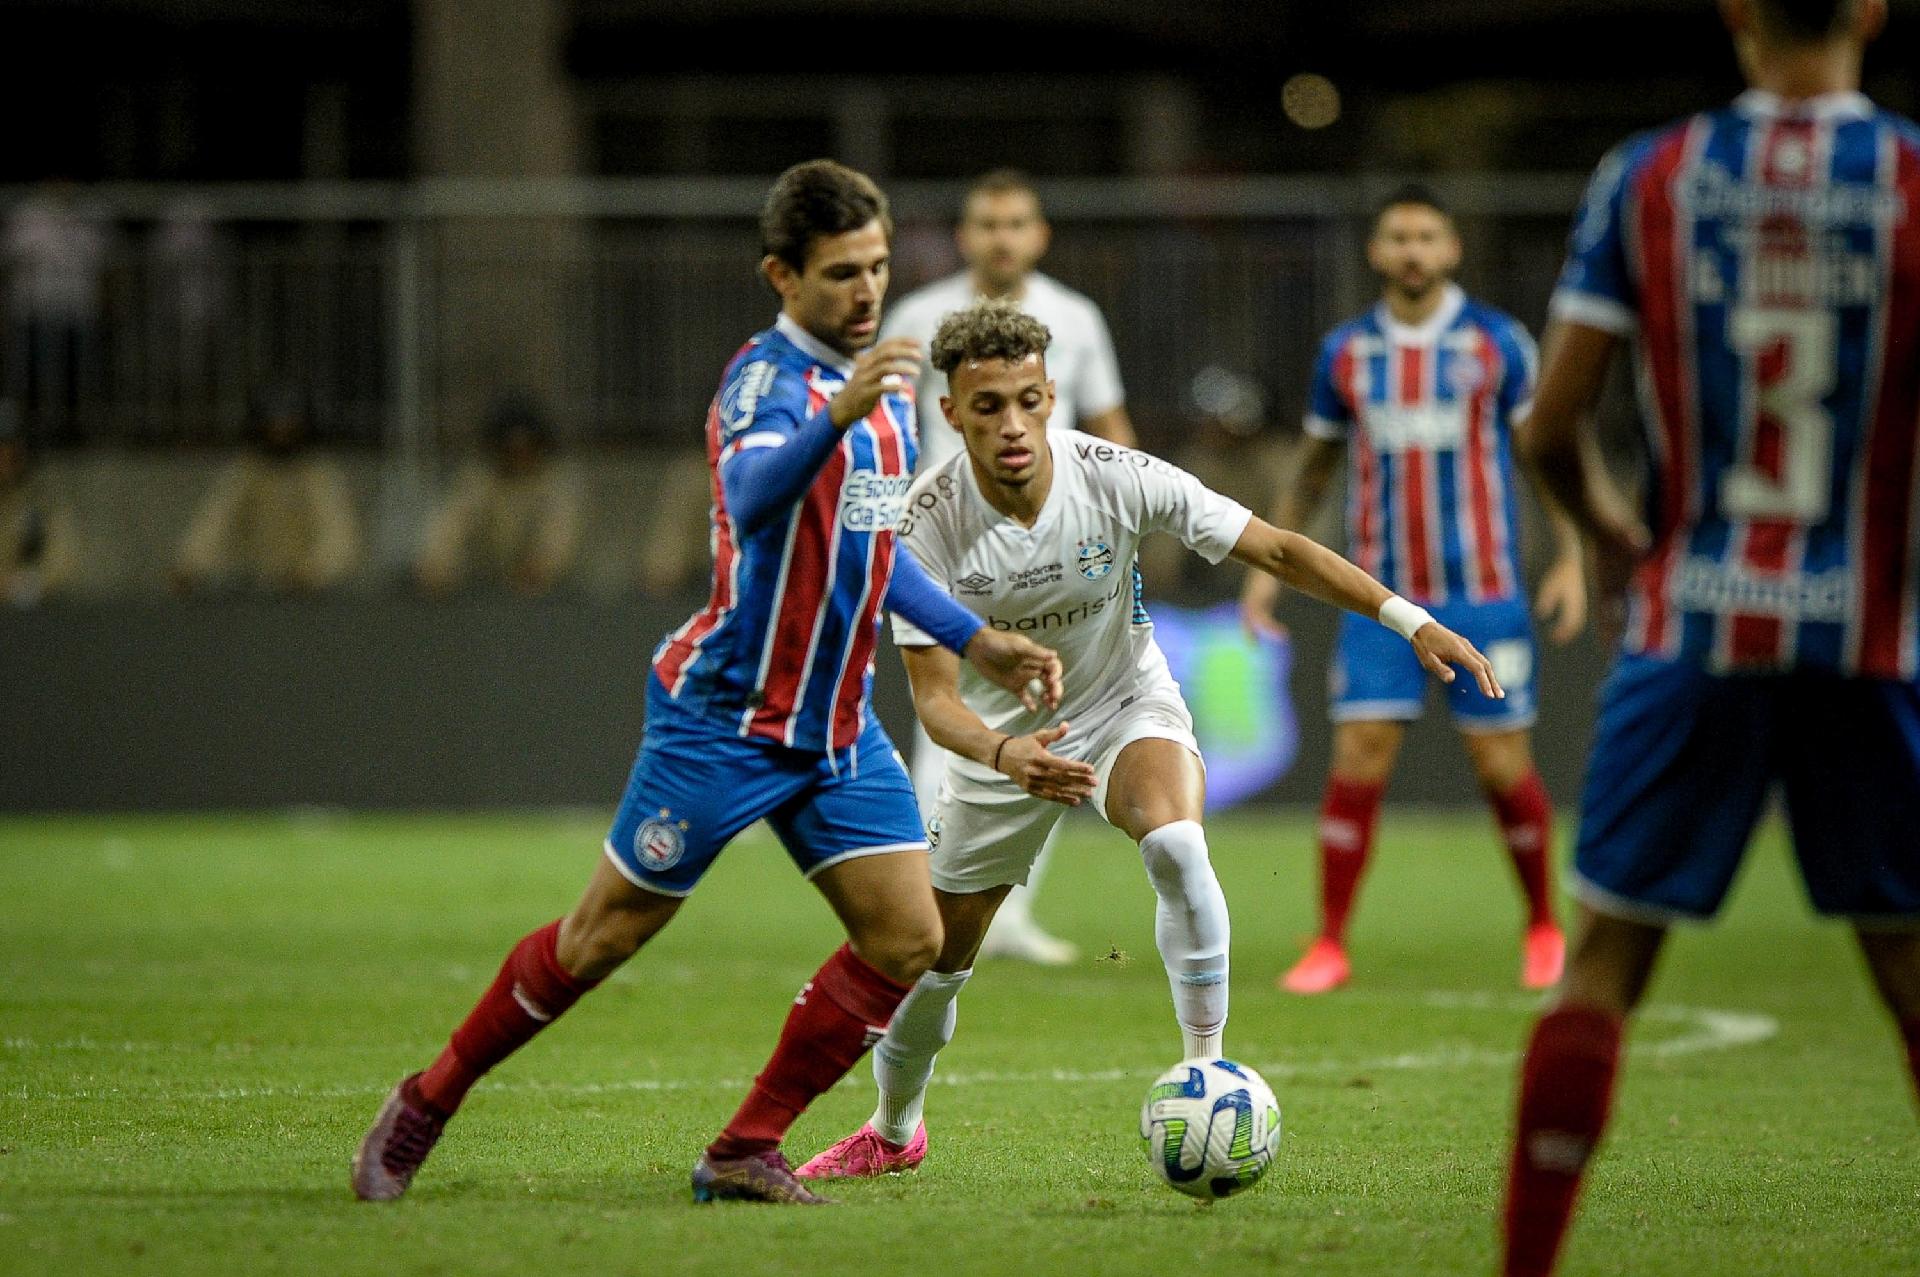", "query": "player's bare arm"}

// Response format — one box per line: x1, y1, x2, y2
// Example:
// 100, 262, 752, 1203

1228, 517, 1503, 699
1239, 435, 1344, 638
1079, 405, 1138, 448
899, 644, 1095, 805
1517, 319, 1649, 638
